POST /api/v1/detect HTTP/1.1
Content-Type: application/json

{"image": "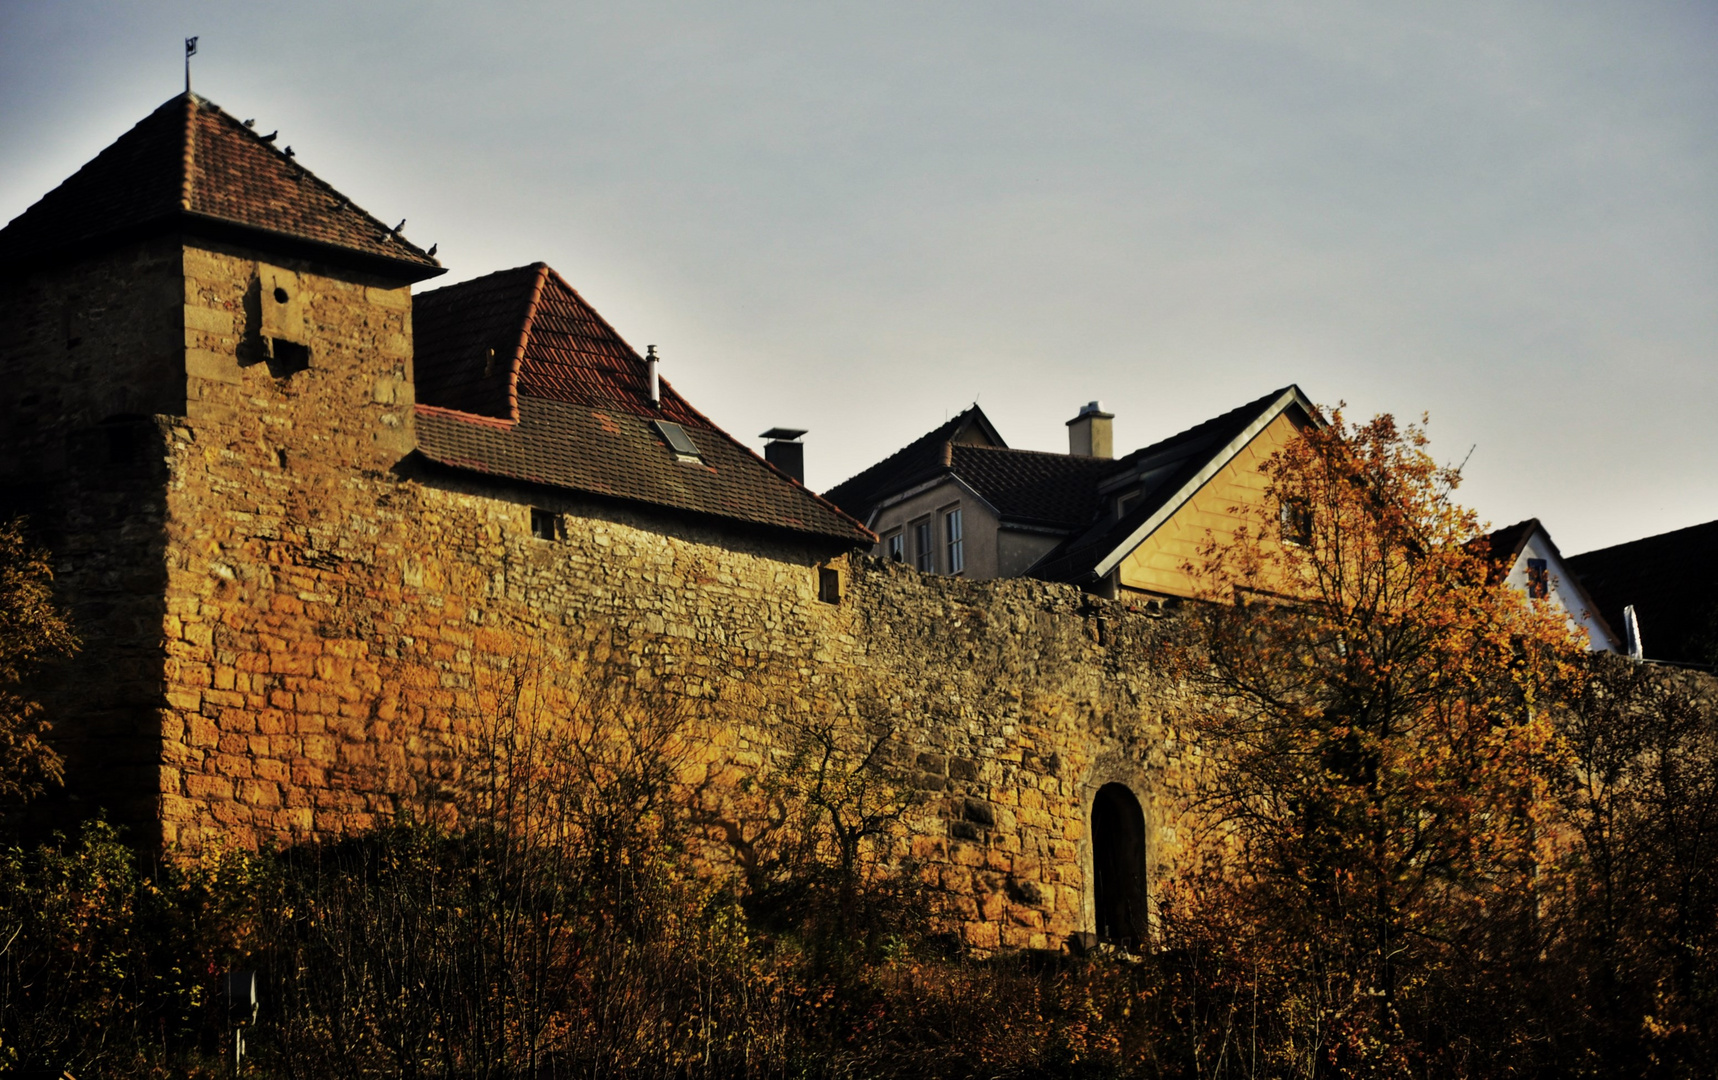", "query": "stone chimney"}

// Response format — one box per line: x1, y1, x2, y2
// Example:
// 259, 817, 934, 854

1066, 401, 1114, 459
760, 427, 808, 483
